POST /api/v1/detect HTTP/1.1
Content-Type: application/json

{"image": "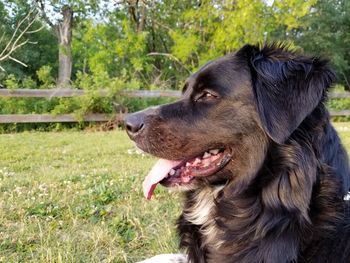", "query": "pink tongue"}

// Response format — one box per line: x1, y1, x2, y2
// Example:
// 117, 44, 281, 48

143, 159, 182, 200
